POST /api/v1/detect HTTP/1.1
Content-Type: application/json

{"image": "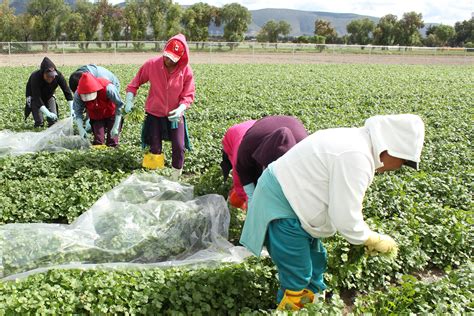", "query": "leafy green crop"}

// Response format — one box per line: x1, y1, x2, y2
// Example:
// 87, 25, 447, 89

0, 257, 278, 314
353, 262, 474, 314
0, 63, 472, 313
